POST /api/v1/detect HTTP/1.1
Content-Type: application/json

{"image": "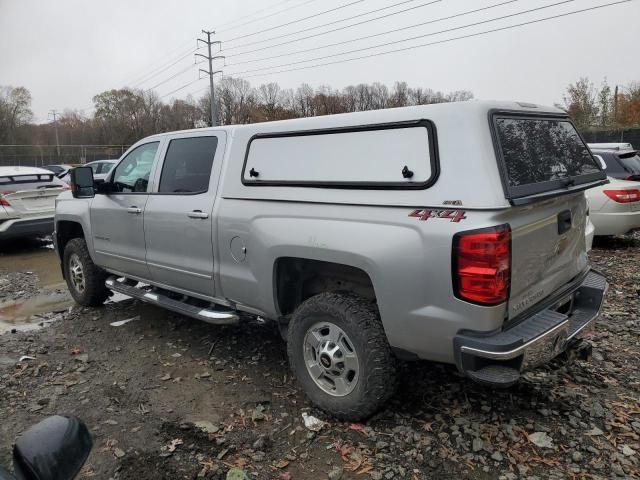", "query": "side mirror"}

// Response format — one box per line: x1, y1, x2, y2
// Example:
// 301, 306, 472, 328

593, 154, 607, 171
13, 416, 92, 480
70, 167, 95, 198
